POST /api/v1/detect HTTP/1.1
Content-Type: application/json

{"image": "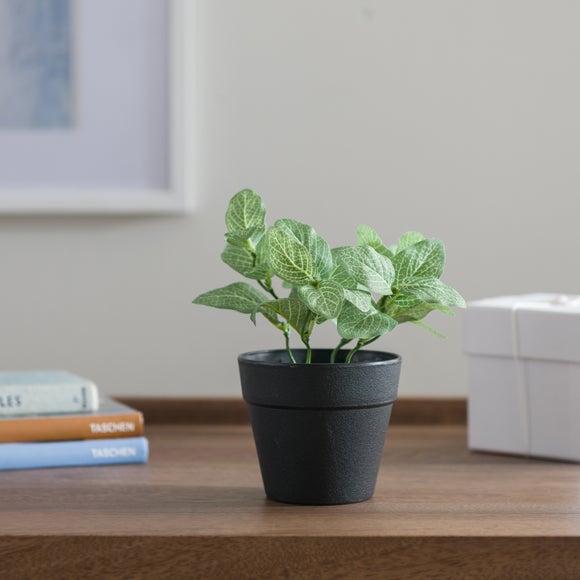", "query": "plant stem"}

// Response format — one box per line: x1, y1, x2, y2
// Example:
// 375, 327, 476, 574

258, 279, 279, 300
363, 335, 381, 349
345, 341, 363, 364
284, 328, 297, 364
345, 336, 381, 363
288, 314, 317, 365
299, 331, 312, 364
330, 338, 351, 363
